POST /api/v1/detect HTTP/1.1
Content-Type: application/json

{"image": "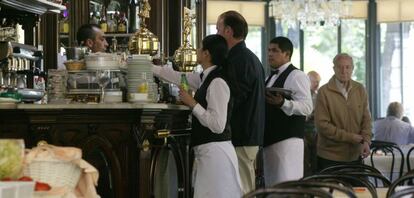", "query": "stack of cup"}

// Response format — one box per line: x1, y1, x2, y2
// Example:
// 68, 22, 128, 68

47, 69, 68, 104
